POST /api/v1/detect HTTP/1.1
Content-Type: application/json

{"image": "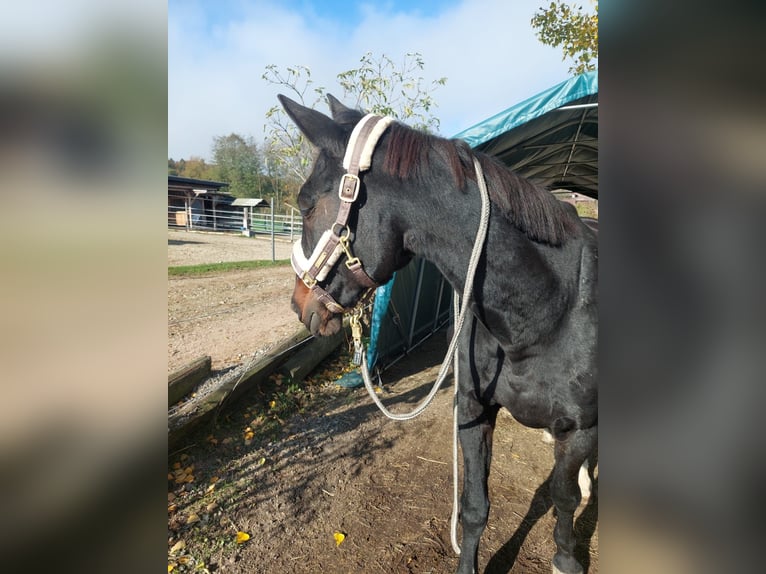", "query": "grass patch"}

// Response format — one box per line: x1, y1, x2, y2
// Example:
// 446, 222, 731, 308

168, 259, 290, 276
